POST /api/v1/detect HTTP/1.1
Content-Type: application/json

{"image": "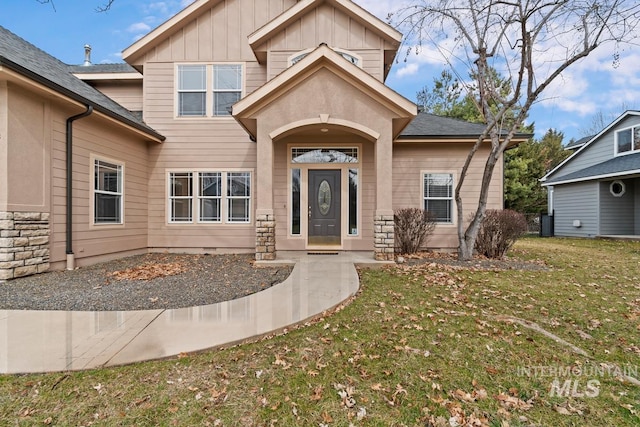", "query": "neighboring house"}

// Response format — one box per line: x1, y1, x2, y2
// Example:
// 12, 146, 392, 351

541, 111, 640, 237
0, 0, 528, 281
564, 135, 593, 151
